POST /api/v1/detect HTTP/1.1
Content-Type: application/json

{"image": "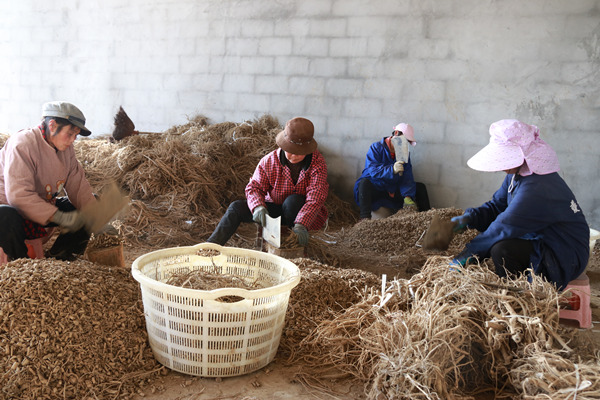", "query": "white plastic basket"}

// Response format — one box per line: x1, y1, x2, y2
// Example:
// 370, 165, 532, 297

131, 242, 301, 377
